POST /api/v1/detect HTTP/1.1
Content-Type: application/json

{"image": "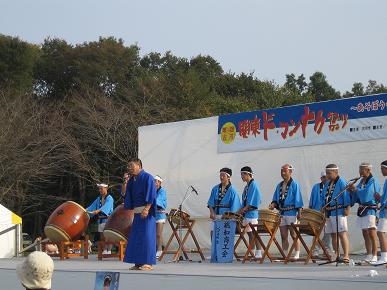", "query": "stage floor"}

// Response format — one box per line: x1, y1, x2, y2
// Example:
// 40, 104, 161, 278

1, 254, 386, 290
